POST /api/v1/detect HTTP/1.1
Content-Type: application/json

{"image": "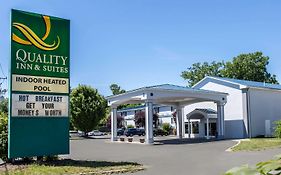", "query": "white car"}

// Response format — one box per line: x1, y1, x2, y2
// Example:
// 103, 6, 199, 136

89, 130, 104, 136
